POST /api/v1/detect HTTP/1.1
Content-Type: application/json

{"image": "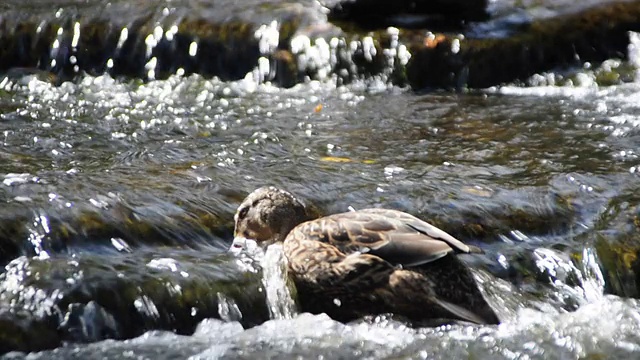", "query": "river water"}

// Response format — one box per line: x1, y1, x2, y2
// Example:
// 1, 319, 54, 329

2, 34, 640, 358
